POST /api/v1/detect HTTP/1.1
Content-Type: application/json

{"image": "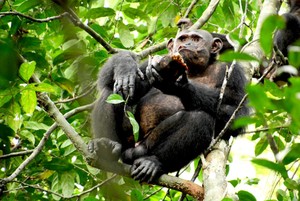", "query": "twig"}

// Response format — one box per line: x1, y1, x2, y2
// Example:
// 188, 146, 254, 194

267, 134, 279, 159
241, 125, 289, 134
8, 175, 116, 198
0, 11, 68, 22
190, 0, 221, 30
137, 41, 167, 60
54, 84, 96, 104
183, 0, 199, 18
0, 150, 33, 159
